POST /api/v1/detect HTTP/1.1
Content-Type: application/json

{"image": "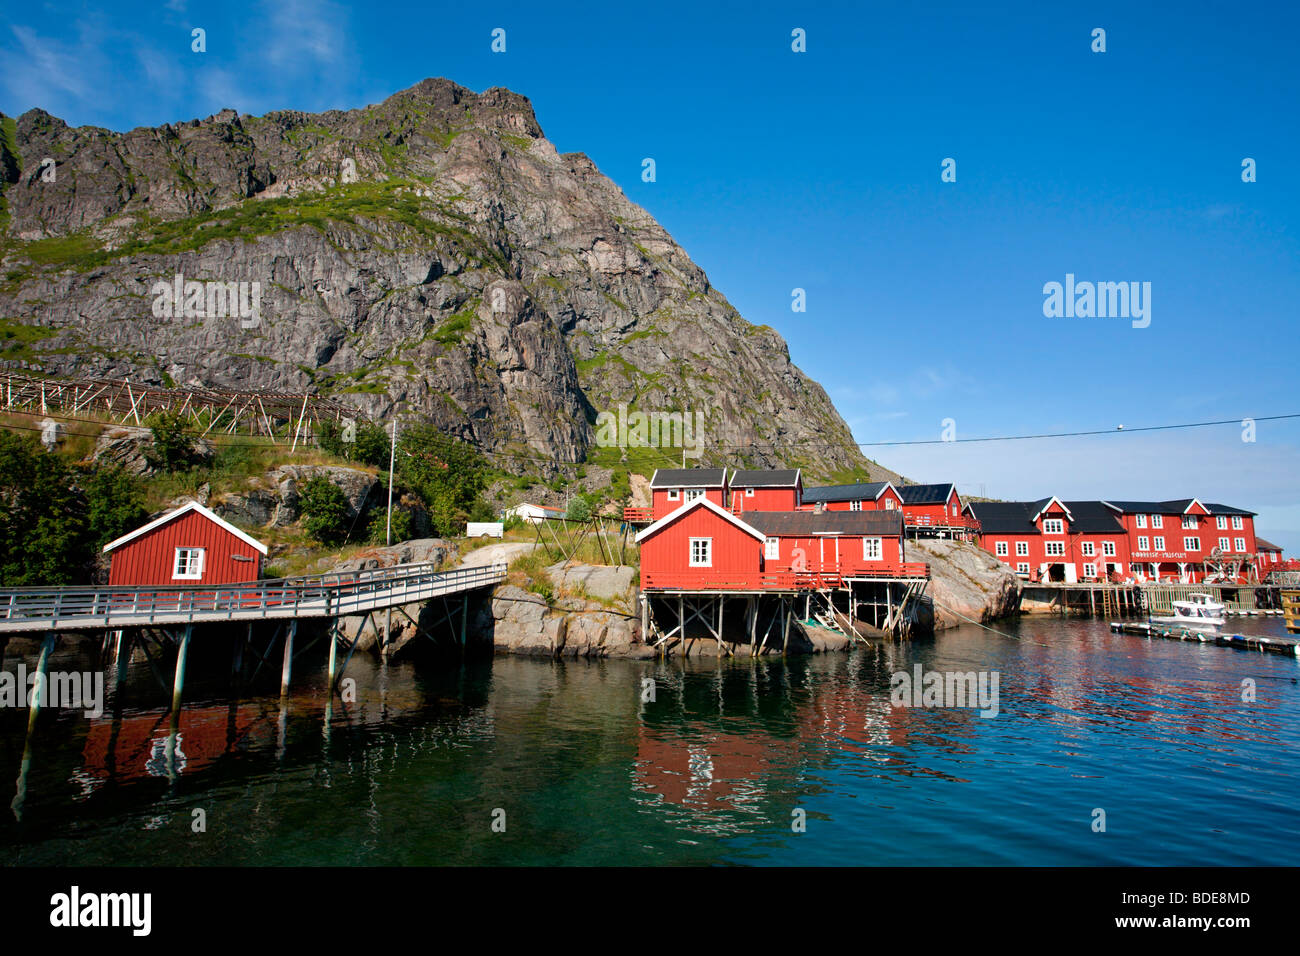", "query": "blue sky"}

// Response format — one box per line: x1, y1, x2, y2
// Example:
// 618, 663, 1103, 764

4, 1, 1299, 548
